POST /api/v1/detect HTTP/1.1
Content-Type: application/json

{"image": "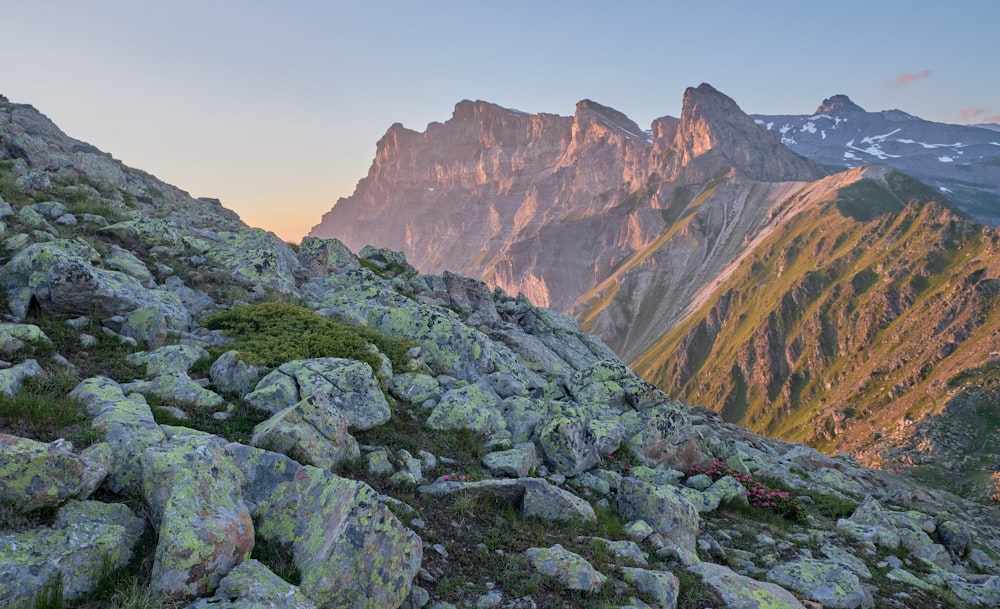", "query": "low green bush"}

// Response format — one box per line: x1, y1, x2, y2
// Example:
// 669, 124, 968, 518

203, 301, 414, 372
